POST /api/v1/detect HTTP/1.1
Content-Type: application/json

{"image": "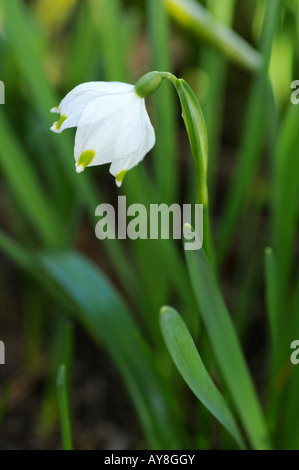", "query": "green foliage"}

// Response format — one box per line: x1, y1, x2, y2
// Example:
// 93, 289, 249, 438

0, 0, 298, 451
160, 306, 245, 449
